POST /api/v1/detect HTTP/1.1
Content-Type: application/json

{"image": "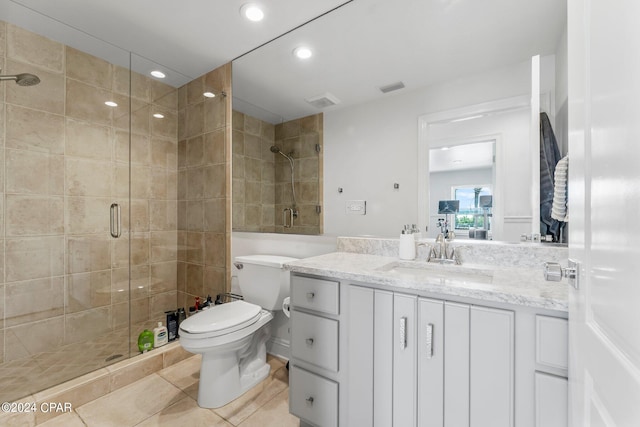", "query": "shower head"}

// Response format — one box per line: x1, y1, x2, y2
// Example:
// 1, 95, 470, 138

270, 145, 294, 162
0, 73, 41, 86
